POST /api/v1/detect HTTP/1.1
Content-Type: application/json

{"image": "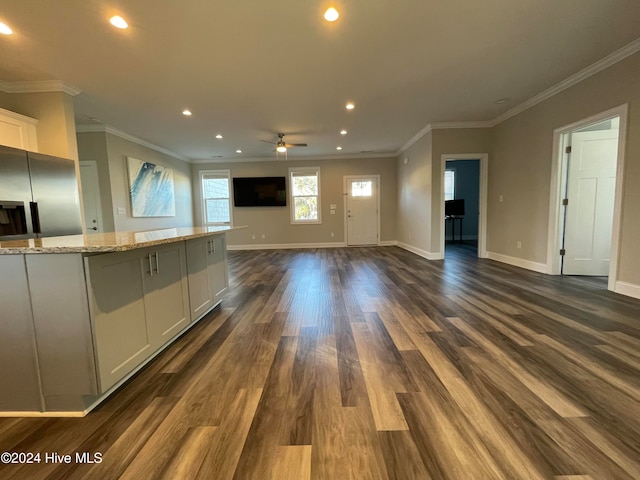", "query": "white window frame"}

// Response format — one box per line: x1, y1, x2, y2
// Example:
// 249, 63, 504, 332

444, 168, 456, 201
200, 169, 233, 226
289, 167, 321, 224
